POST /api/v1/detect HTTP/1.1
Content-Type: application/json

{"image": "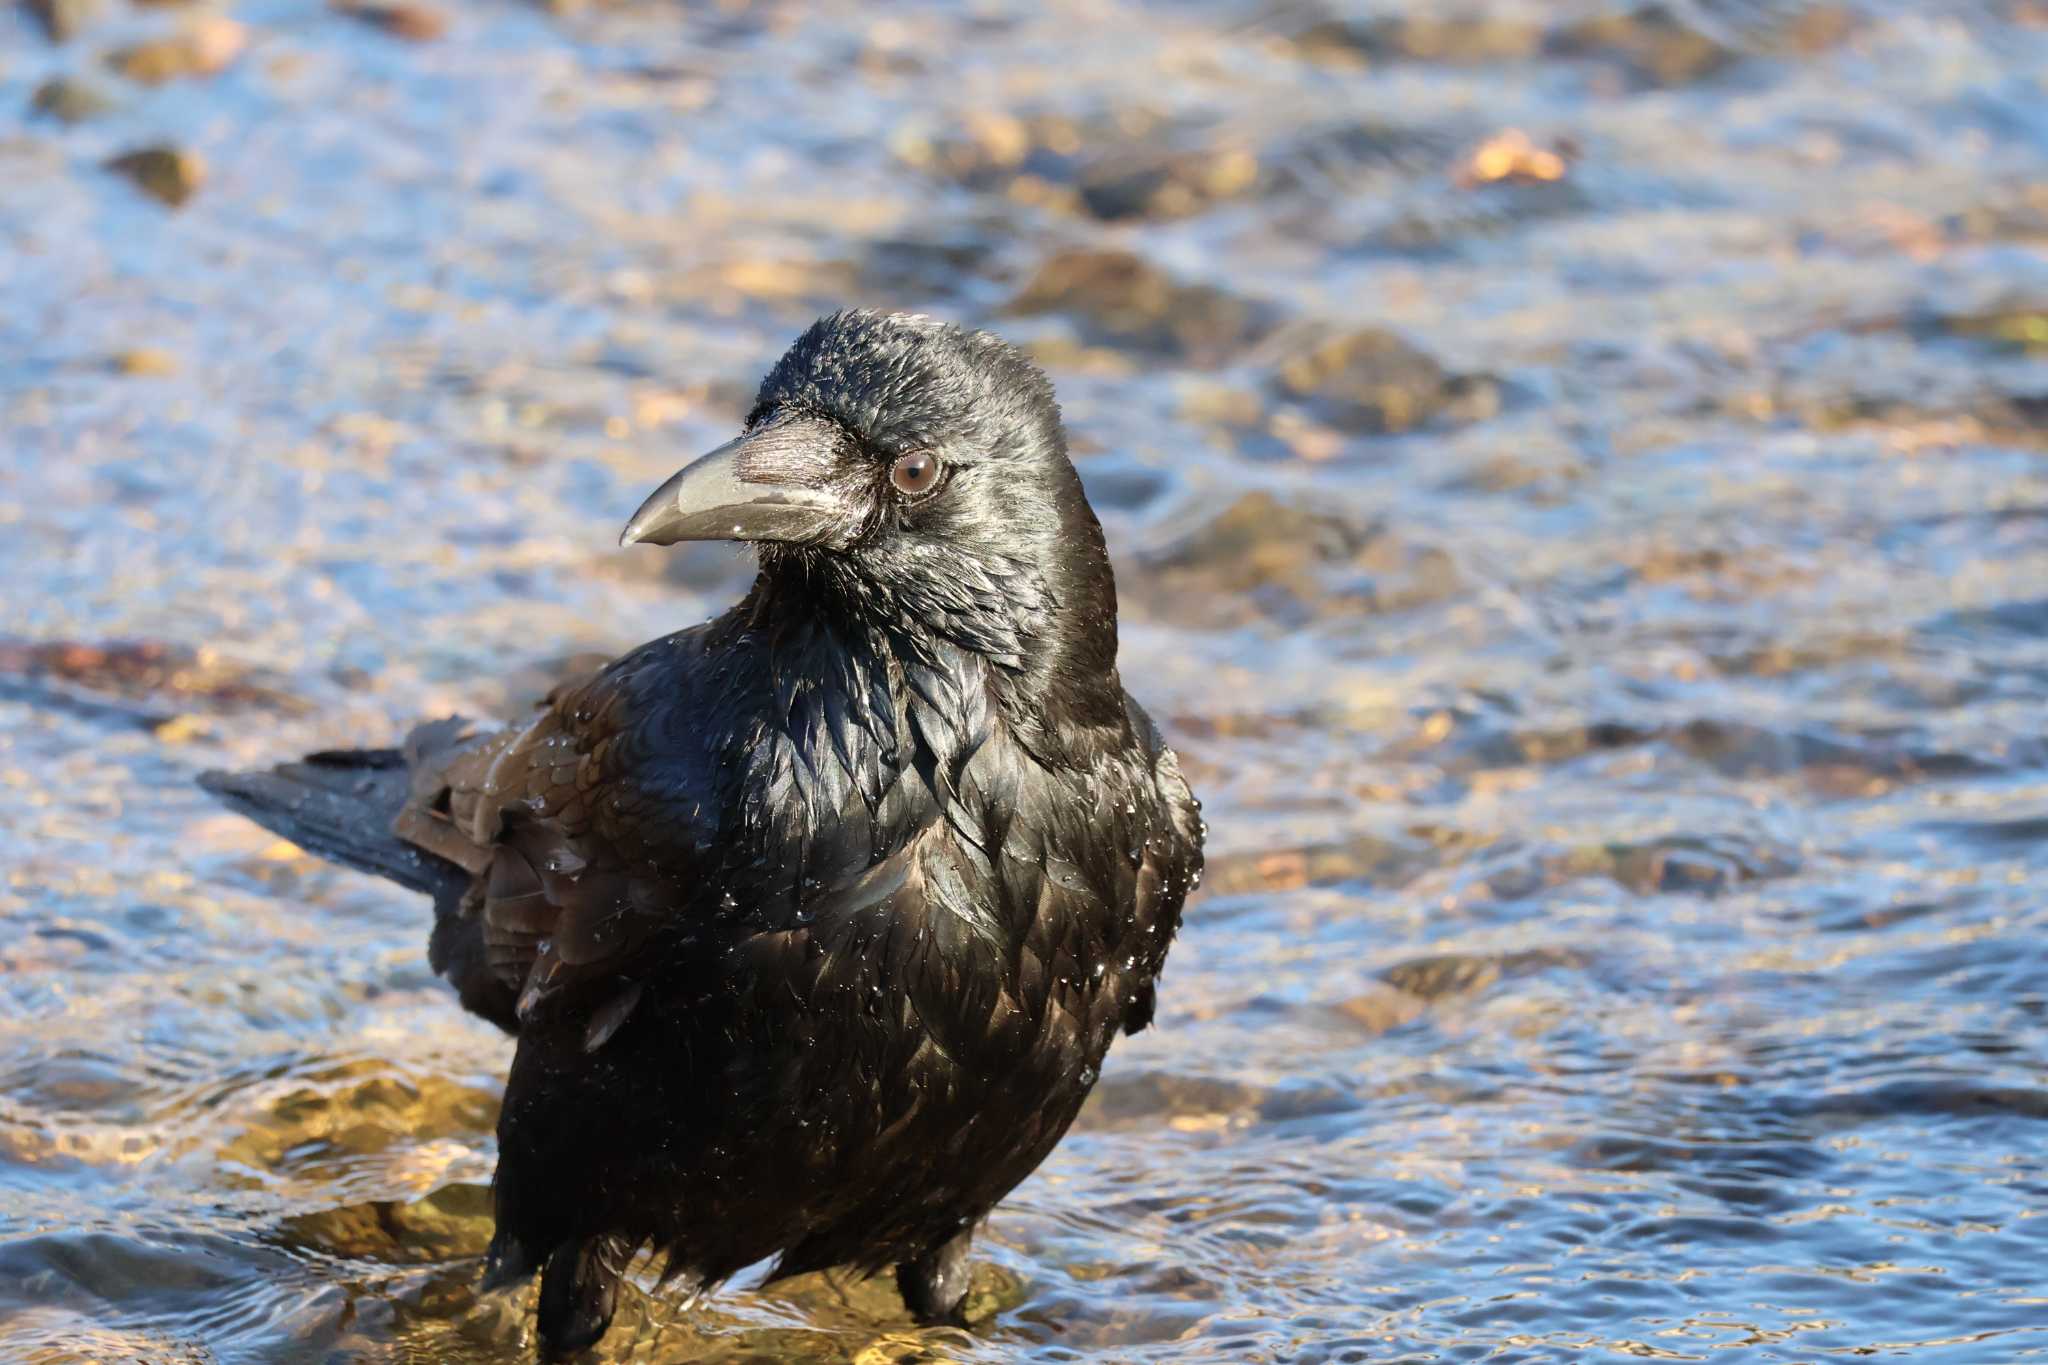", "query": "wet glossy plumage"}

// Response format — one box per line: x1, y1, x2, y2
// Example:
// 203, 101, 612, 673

201, 311, 1203, 1360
